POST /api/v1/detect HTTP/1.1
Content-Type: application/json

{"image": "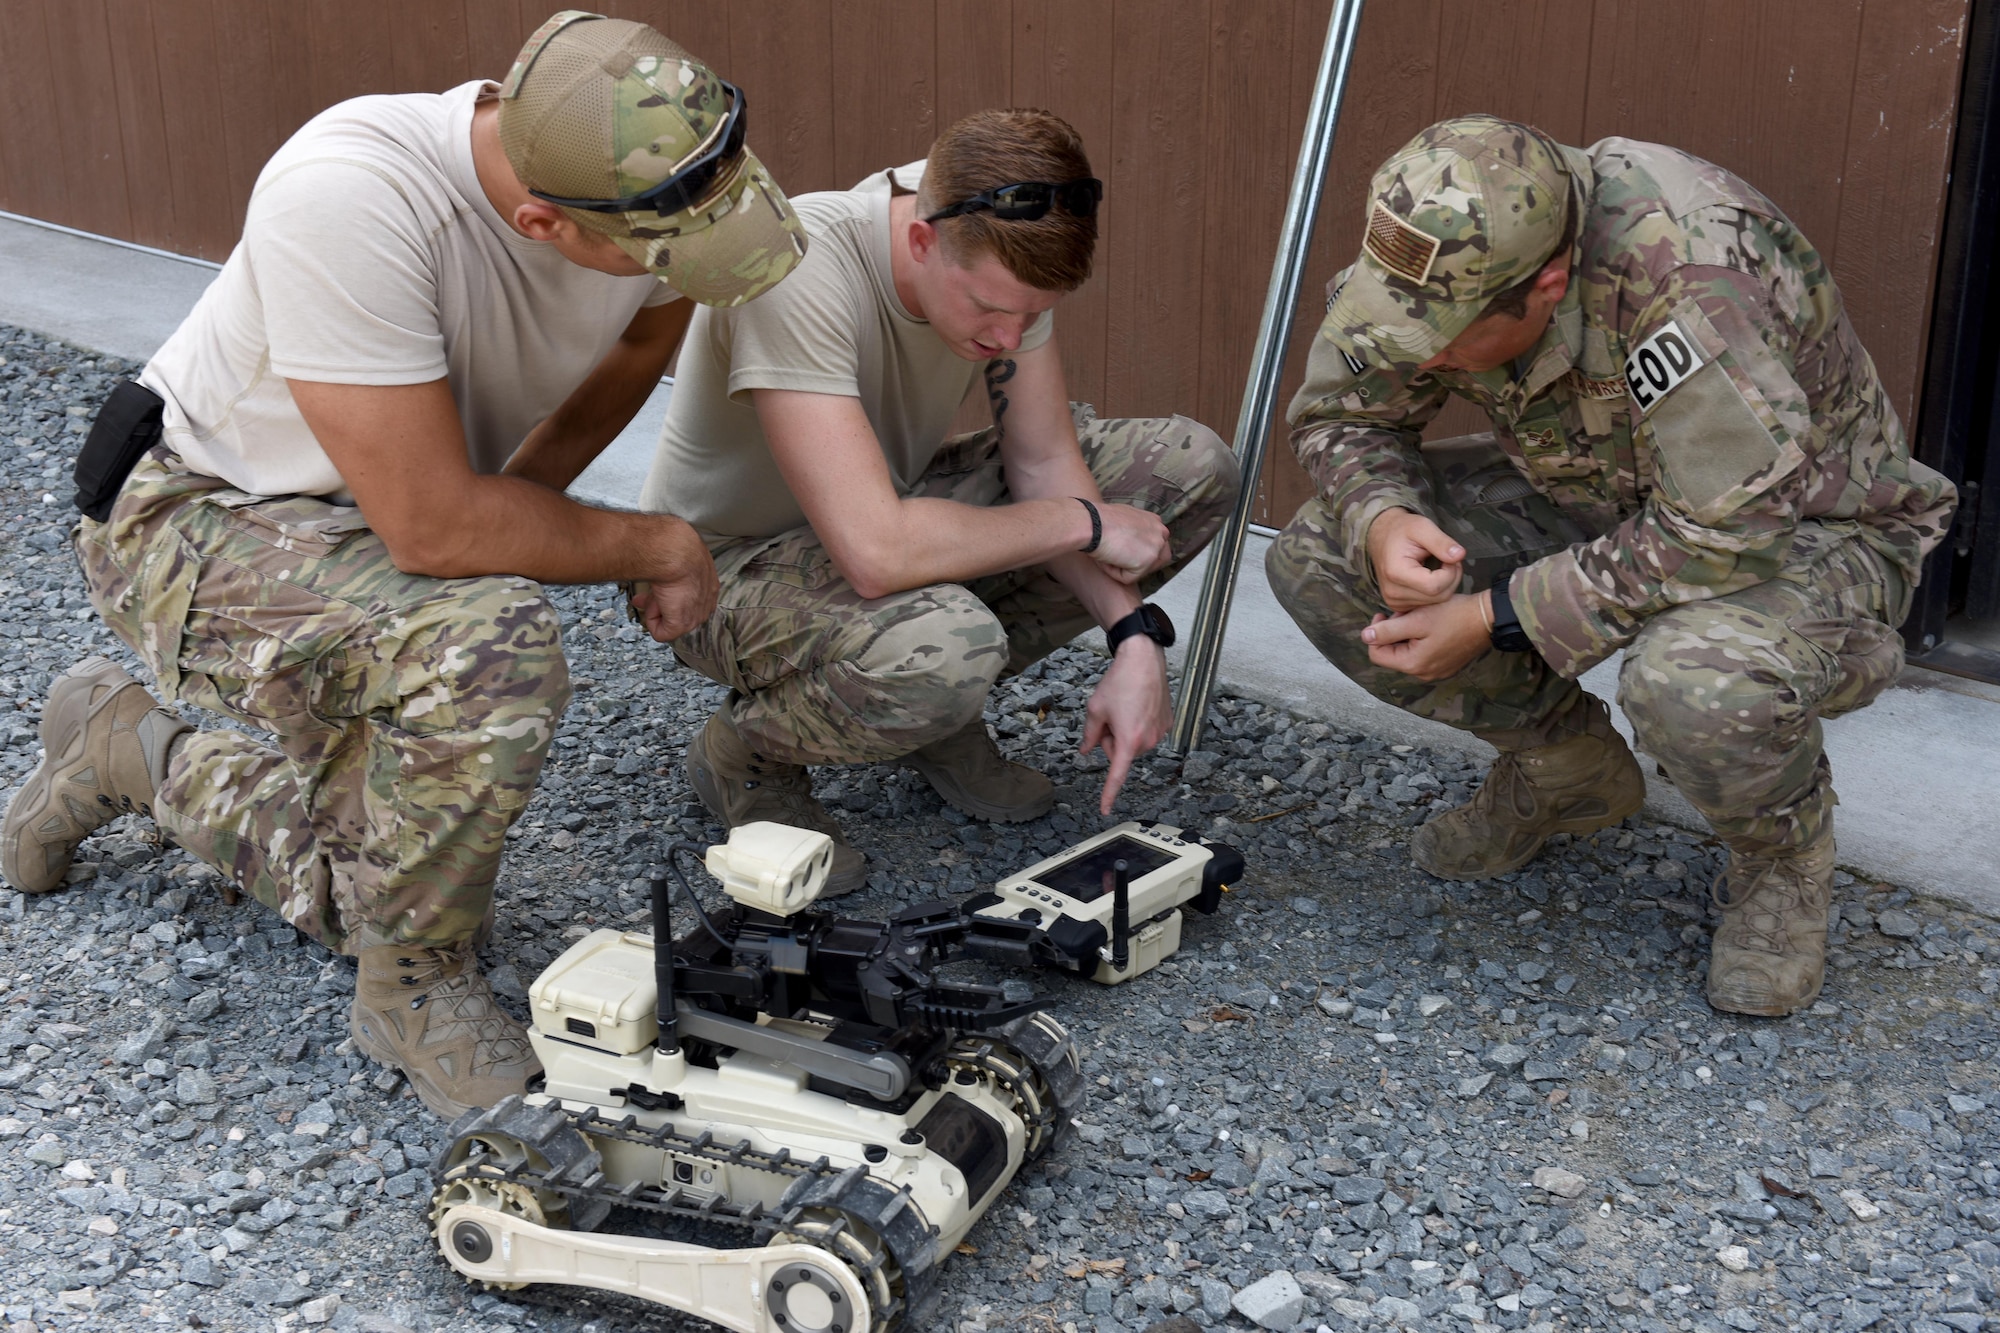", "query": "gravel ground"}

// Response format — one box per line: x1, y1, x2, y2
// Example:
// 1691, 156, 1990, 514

2, 324, 1997, 1333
